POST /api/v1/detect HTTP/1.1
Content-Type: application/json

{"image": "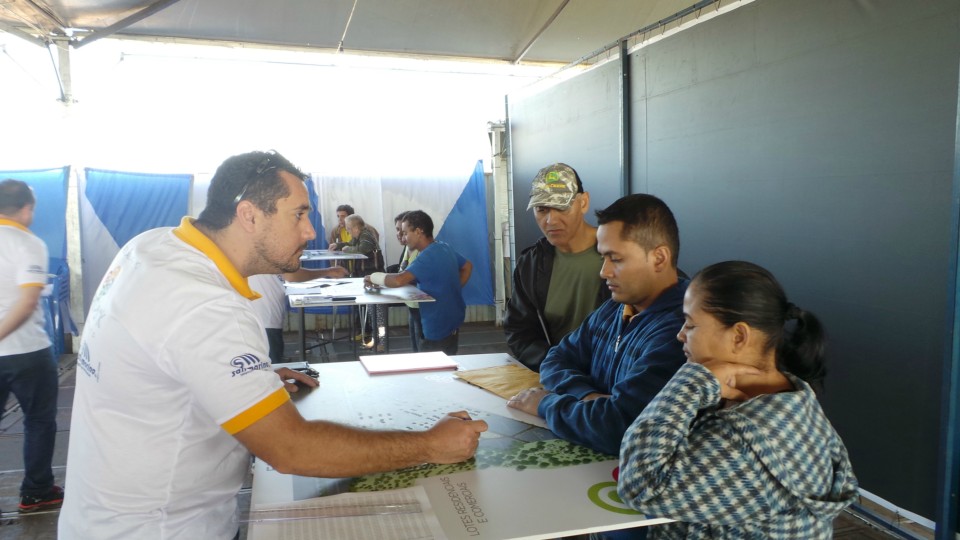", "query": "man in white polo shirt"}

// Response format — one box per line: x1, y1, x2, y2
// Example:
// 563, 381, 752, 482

0, 179, 63, 514
60, 151, 487, 540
